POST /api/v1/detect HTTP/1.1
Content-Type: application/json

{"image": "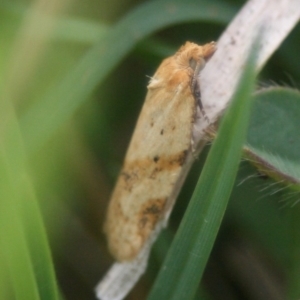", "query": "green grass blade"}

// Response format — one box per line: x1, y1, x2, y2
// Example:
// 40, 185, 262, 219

0, 97, 60, 299
20, 1, 236, 154
147, 45, 257, 300
1, 2, 109, 44
0, 176, 40, 300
